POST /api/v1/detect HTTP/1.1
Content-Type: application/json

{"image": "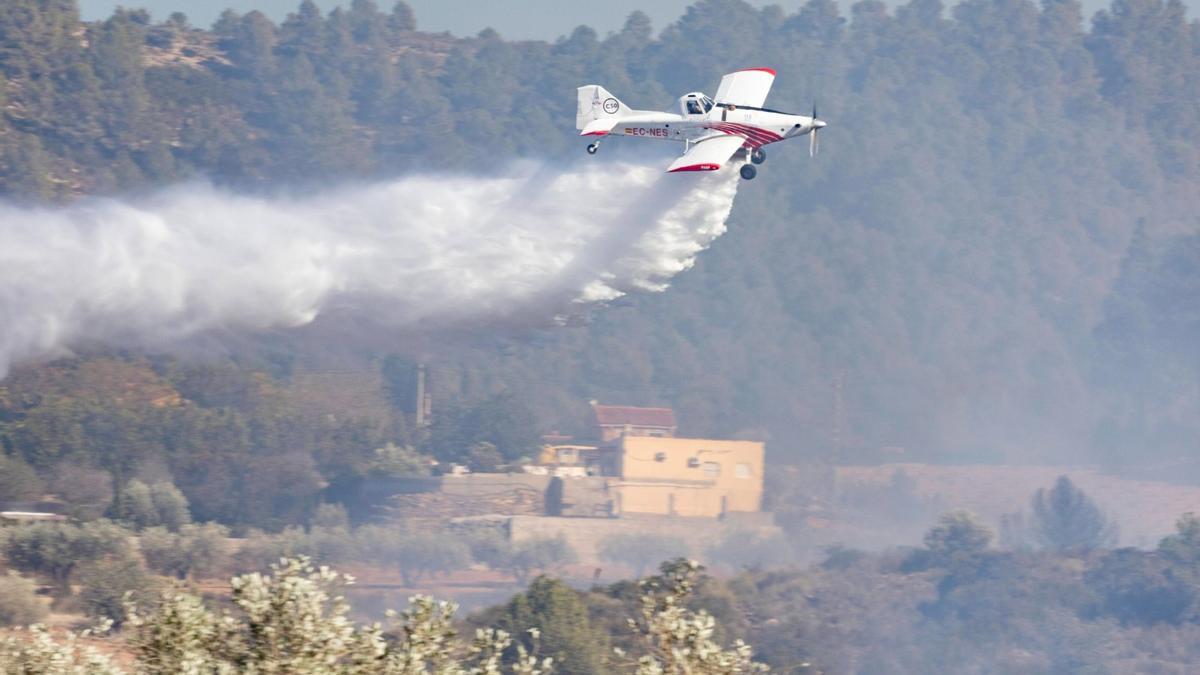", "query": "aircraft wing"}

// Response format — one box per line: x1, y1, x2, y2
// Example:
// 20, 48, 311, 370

666, 135, 746, 172
714, 67, 776, 108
